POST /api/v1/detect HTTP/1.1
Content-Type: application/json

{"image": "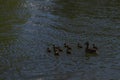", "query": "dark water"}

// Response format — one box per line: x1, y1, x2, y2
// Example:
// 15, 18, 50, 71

0, 0, 120, 80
